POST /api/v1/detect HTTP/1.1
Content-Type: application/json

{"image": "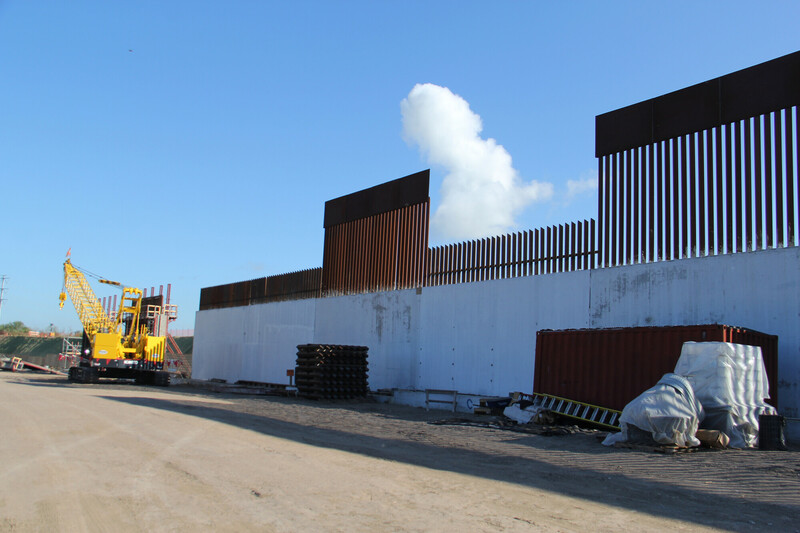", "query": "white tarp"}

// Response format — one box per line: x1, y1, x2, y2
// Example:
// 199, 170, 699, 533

502, 404, 553, 425
503, 404, 535, 424
674, 341, 776, 448
603, 373, 703, 447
